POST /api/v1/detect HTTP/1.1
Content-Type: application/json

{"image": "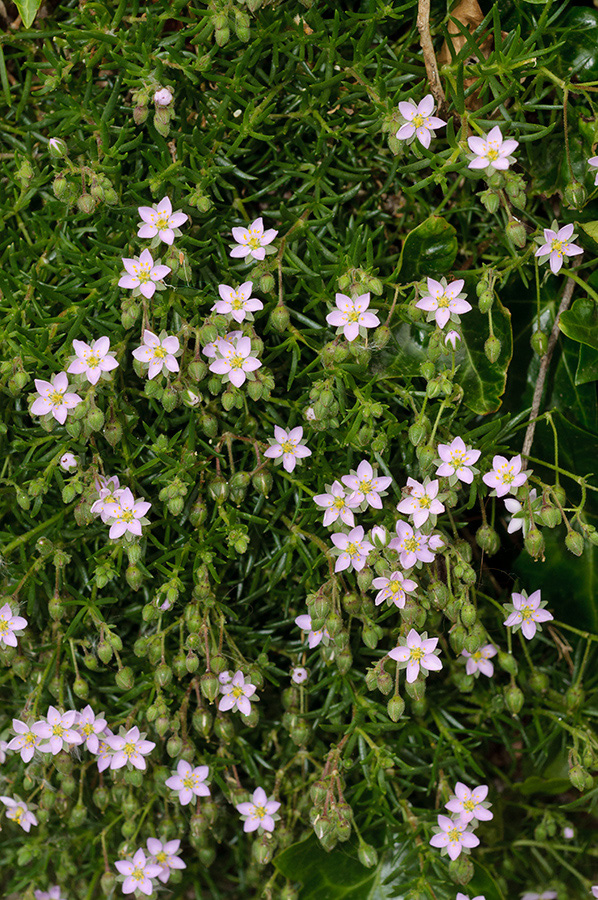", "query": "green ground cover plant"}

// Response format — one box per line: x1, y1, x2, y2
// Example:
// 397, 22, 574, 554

1, 0, 598, 897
